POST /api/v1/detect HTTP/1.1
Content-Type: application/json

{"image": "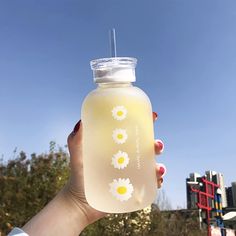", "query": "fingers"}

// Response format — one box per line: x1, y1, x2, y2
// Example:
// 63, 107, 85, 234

67, 120, 83, 172
152, 111, 164, 154
152, 111, 166, 188
152, 112, 158, 122
156, 163, 166, 189
154, 139, 164, 155
67, 120, 82, 150
68, 118, 166, 189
